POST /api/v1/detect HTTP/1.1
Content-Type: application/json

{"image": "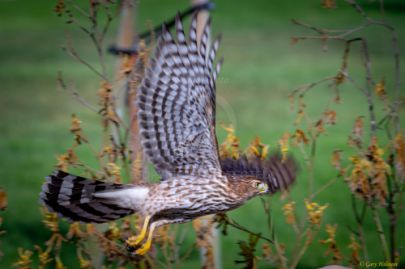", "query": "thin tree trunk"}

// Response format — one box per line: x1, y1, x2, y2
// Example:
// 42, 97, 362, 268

113, 0, 146, 184
191, 1, 221, 268
88, 2, 140, 268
